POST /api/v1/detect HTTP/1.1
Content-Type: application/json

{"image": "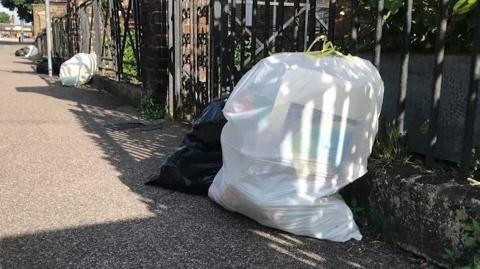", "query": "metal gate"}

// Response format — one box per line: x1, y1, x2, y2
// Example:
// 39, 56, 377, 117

169, 0, 329, 120
47, 0, 142, 82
